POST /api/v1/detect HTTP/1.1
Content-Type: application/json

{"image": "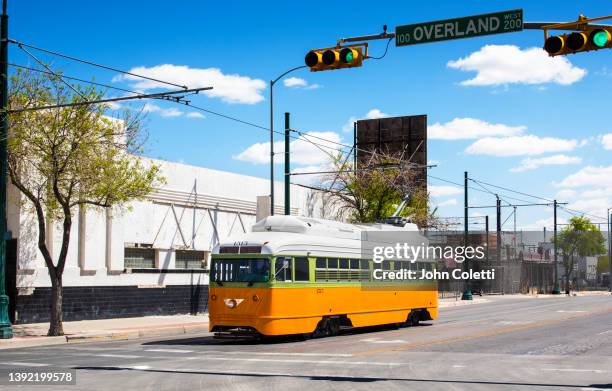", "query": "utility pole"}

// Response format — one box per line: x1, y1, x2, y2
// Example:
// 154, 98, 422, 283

0, 0, 12, 339
462, 171, 472, 300
284, 112, 290, 216
496, 196, 502, 294
552, 200, 560, 294
485, 215, 489, 263
269, 80, 275, 216
608, 208, 612, 292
